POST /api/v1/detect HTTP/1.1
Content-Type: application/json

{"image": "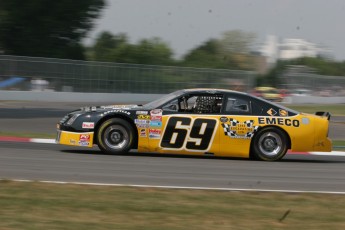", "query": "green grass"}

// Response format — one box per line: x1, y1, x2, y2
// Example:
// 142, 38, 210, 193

0, 180, 344, 230
333, 140, 345, 146
333, 140, 345, 150
288, 104, 345, 116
